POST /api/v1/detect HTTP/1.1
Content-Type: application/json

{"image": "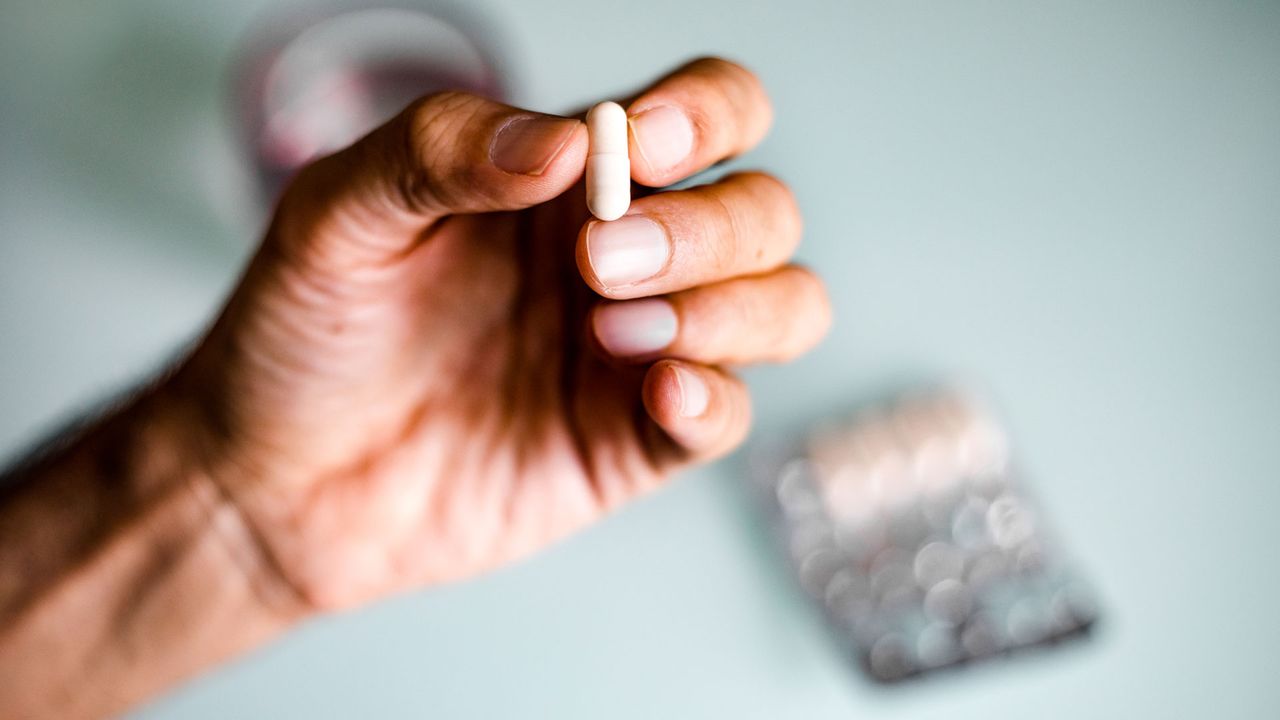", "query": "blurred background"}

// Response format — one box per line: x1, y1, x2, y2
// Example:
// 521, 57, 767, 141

2, 0, 1279, 717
